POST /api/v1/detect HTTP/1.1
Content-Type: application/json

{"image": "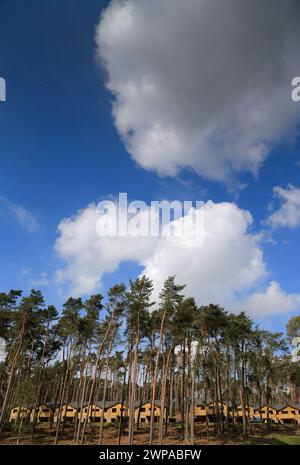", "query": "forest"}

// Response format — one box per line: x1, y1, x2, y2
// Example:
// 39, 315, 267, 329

0, 276, 299, 445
